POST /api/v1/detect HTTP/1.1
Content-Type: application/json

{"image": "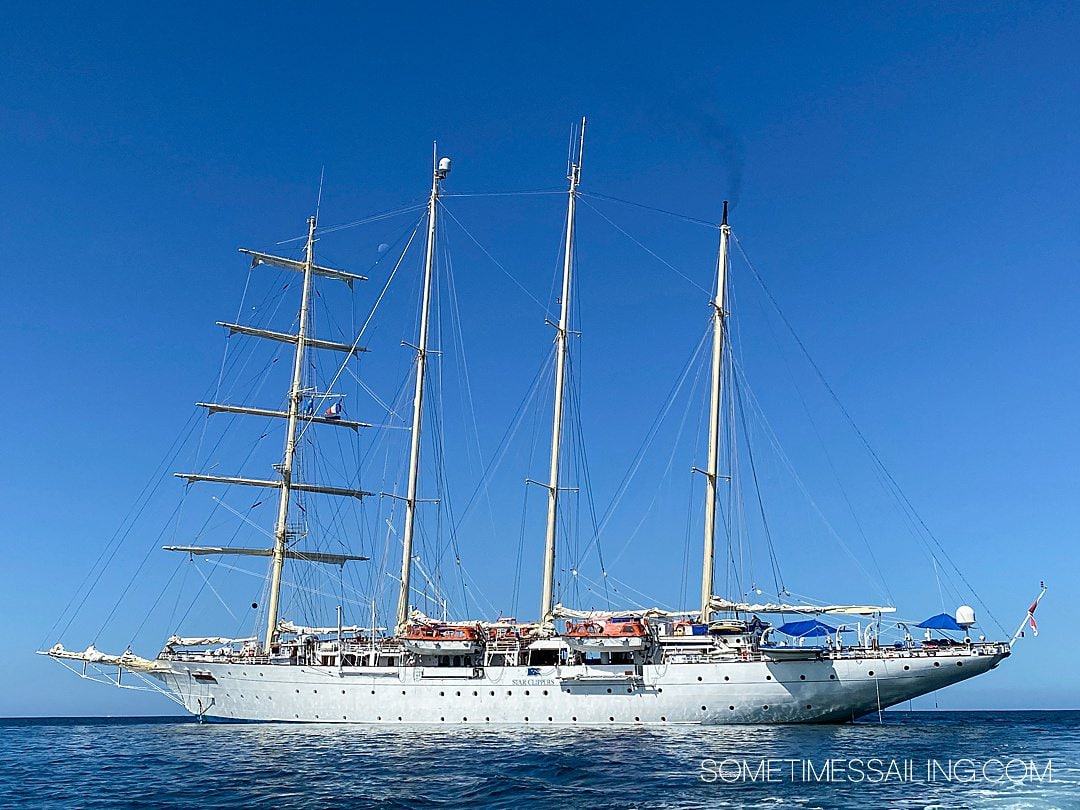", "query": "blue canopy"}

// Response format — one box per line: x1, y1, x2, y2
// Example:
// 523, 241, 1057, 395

916, 613, 964, 631
777, 619, 837, 638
